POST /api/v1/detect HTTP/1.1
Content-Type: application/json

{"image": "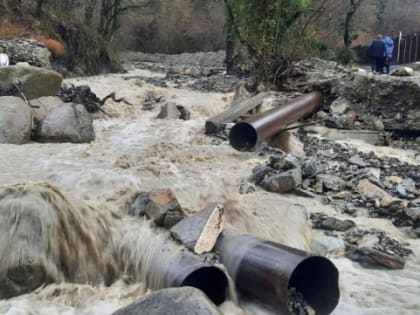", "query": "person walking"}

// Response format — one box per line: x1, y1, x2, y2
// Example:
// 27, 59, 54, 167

384, 36, 394, 74
367, 35, 386, 73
